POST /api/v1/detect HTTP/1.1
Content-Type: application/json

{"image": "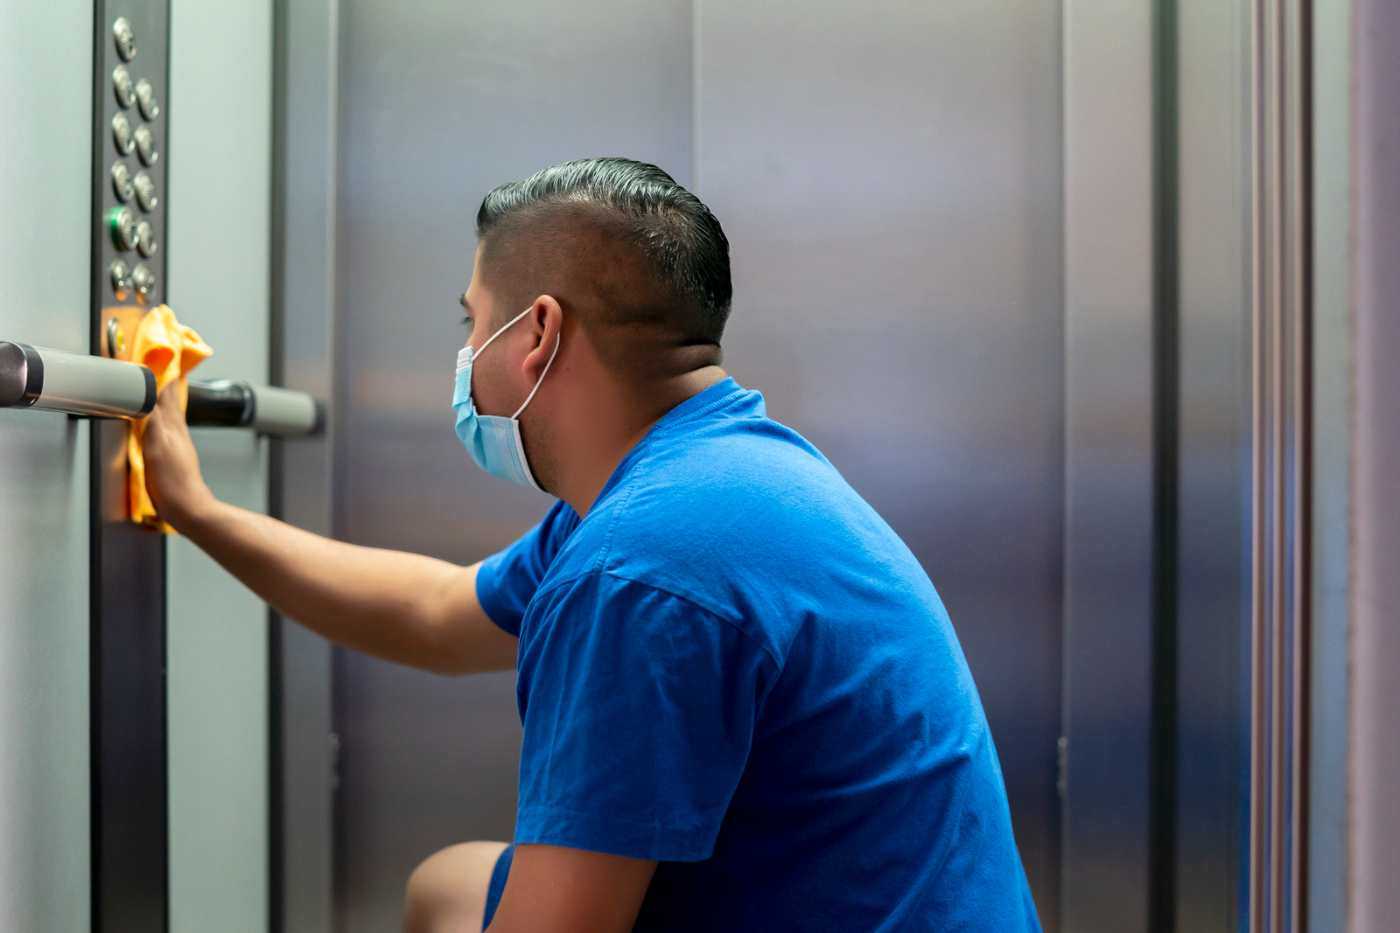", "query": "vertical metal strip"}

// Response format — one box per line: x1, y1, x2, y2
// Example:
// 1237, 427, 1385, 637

1288, 0, 1313, 925
269, 1, 340, 930
1149, 2, 1179, 929
1250, 1, 1312, 930
1248, 0, 1268, 928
